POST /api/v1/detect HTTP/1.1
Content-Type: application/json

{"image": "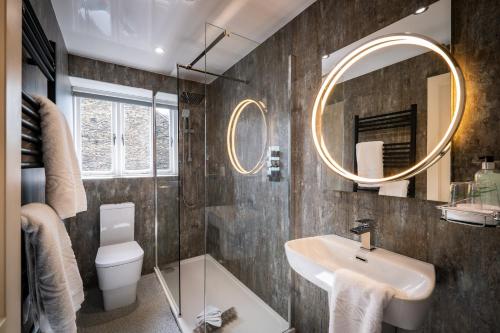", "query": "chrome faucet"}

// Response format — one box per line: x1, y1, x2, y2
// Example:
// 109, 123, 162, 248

350, 219, 375, 251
